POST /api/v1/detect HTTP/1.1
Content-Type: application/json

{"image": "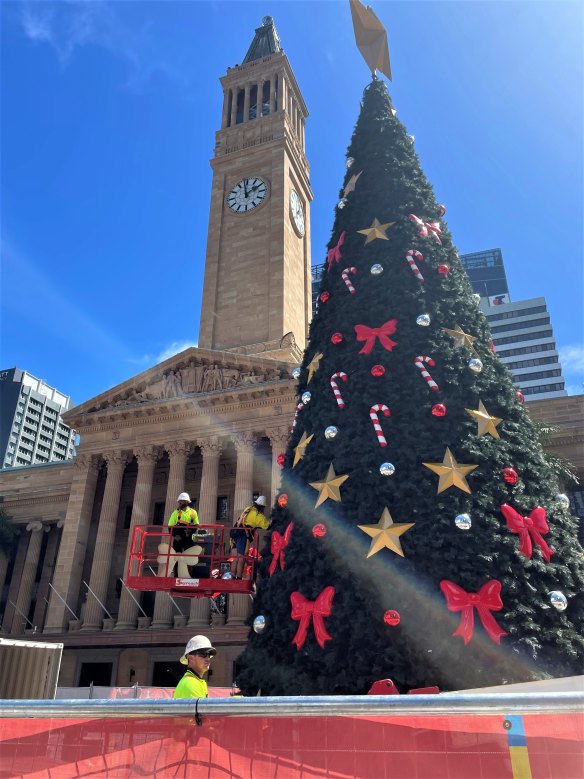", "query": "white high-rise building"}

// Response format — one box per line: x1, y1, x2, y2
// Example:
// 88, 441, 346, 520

480, 297, 567, 400
0, 368, 76, 469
